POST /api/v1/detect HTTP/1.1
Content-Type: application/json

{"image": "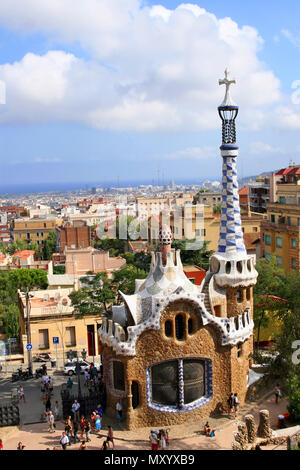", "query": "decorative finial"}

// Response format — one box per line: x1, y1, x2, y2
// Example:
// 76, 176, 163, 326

219, 68, 237, 107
